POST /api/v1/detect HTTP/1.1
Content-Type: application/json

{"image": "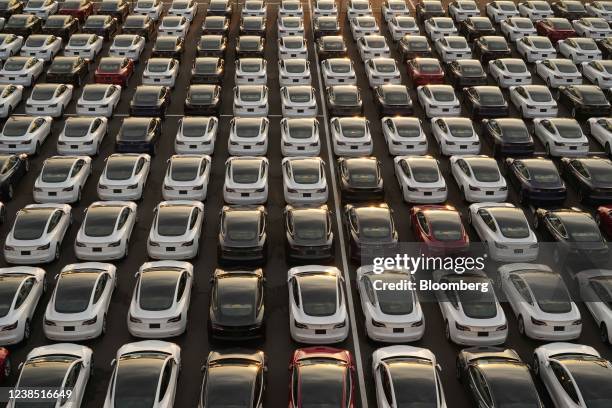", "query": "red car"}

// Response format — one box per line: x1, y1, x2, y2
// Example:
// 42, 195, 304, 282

536, 18, 576, 43
0, 348, 10, 382
58, 0, 94, 23
94, 57, 134, 87
410, 205, 469, 255
596, 205, 612, 238
407, 57, 445, 86
289, 347, 355, 408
